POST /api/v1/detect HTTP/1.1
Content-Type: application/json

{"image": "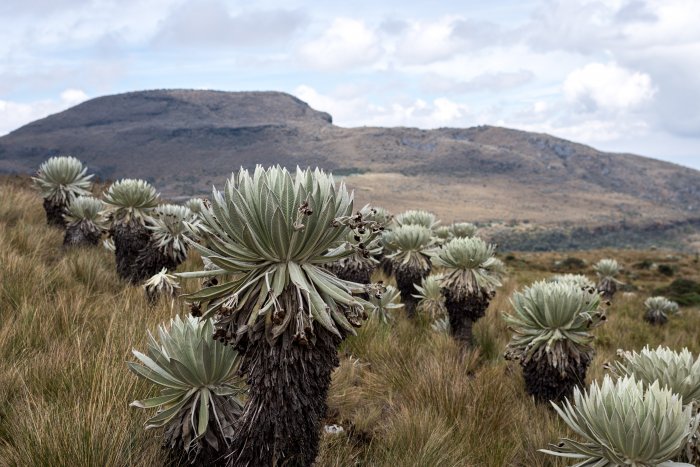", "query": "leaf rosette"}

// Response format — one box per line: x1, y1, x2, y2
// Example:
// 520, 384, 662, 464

103, 178, 159, 225
542, 375, 696, 466
148, 204, 201, 263
394, 209, 440, 229
180, 166, 382, 344
503, 281, 605, 373
32, 156, 93, 204
430, 237, 503, 302
128, 316, 245, 449
63, 196, 106, 227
